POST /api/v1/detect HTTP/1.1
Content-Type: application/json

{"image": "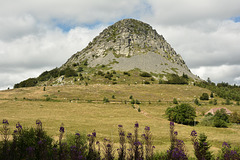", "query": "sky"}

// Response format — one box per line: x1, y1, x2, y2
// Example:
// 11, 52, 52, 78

0, 0, 240, 90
